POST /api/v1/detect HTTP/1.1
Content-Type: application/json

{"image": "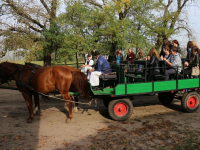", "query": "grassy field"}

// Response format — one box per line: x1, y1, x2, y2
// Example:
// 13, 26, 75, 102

0, 60, 85, 68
